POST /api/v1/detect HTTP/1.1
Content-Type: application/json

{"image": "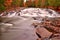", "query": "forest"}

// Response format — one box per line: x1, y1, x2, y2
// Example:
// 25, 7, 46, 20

0, 0, 60, 12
